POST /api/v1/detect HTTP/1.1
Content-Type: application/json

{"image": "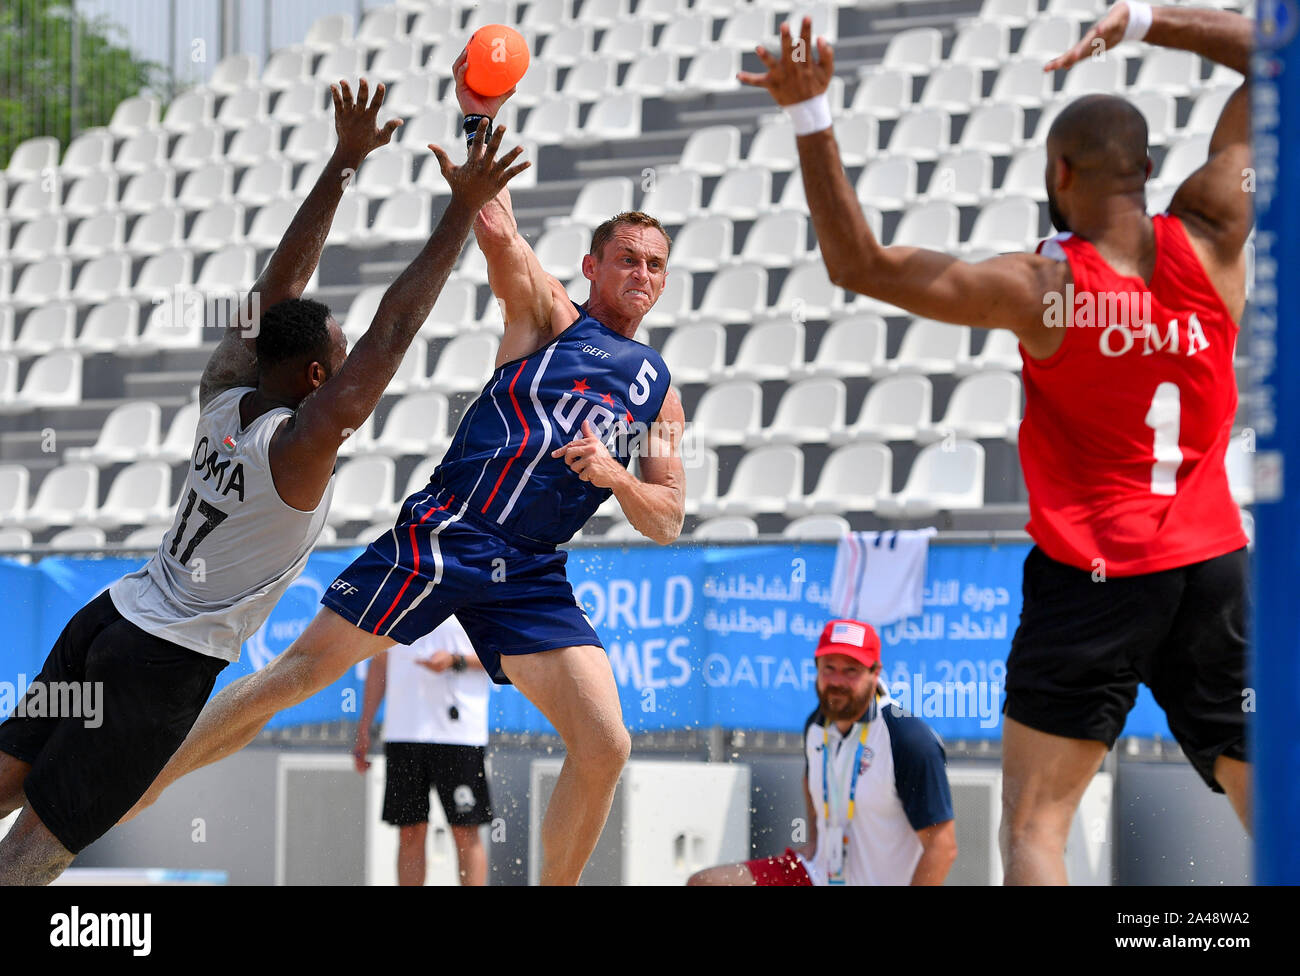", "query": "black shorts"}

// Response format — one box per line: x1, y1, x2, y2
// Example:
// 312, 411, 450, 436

0, 591, 227, 854
1003, 545, 1248, 793
381, 742, 493, 828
